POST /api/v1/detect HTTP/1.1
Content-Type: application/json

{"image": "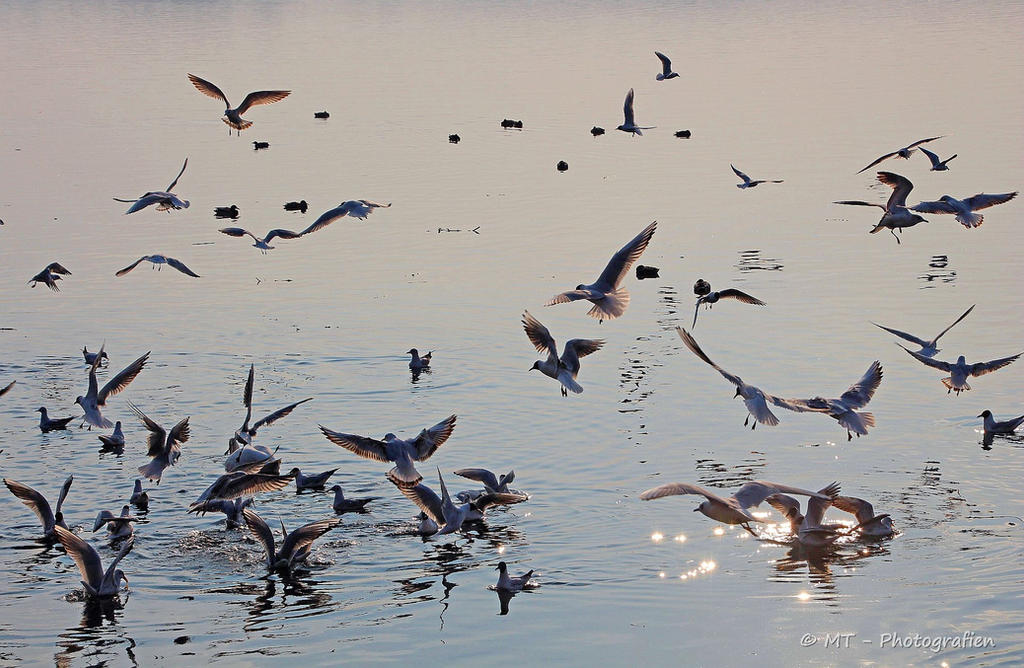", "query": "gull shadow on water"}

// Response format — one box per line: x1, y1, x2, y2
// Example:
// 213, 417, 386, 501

769, 540, 892, 606
693, 454, 768, 490
735, 249, 783, 275
982, 431, 1024, 450
918, 254, 957, 288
